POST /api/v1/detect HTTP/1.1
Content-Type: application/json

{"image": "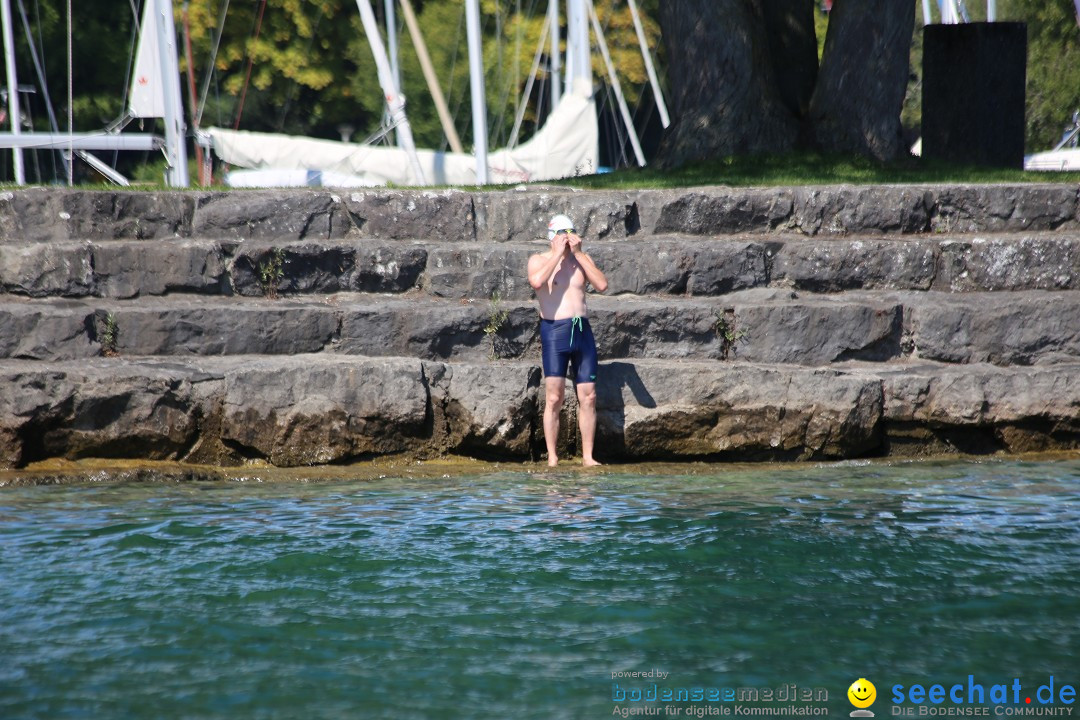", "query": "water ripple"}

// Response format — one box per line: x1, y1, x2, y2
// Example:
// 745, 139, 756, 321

0, 459, 1078, 719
